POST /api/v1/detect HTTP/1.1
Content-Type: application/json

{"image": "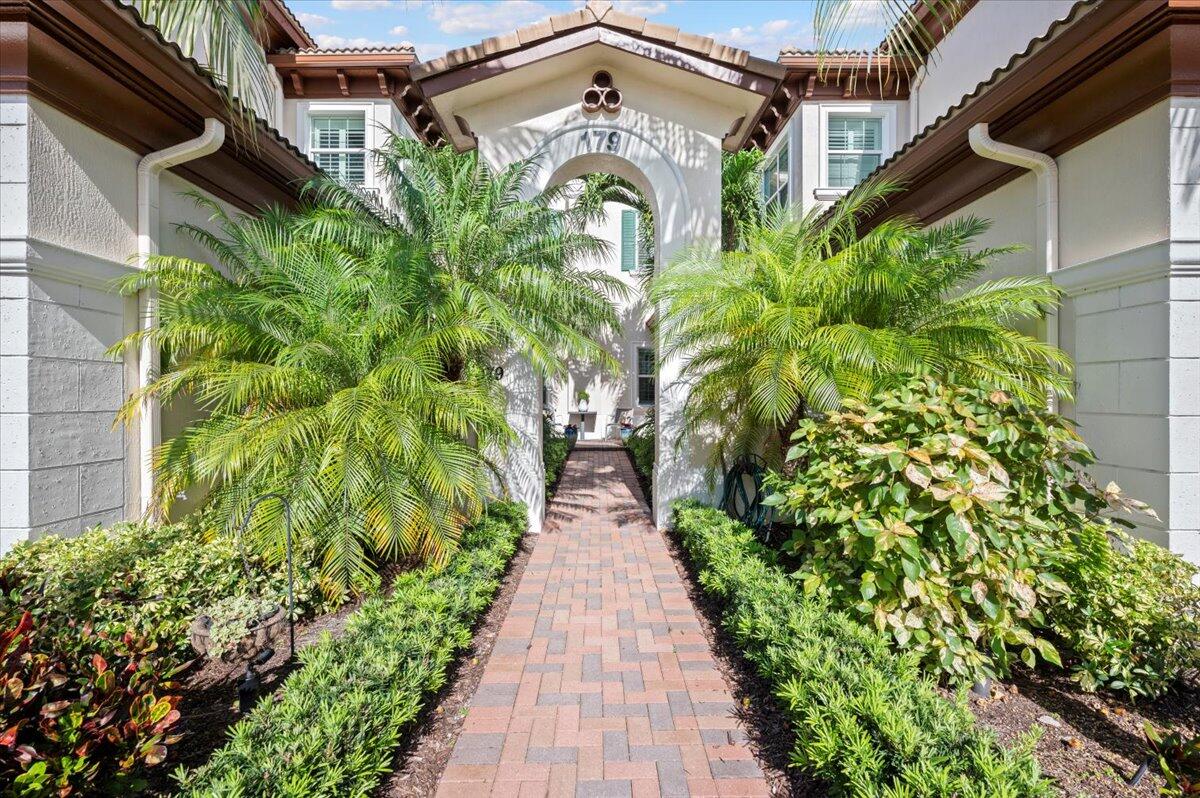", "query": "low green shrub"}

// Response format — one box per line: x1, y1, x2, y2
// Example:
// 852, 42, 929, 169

625, 410, 654, 497
1048, 524, 1200, 697
765, 377, 1172, 688
543, 414, 569, 492
175, 501, 526, 797
673, 501, 1050, 797
1, 610, 182, 796
0, 517, 334, 661
0, 516, 337, 792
